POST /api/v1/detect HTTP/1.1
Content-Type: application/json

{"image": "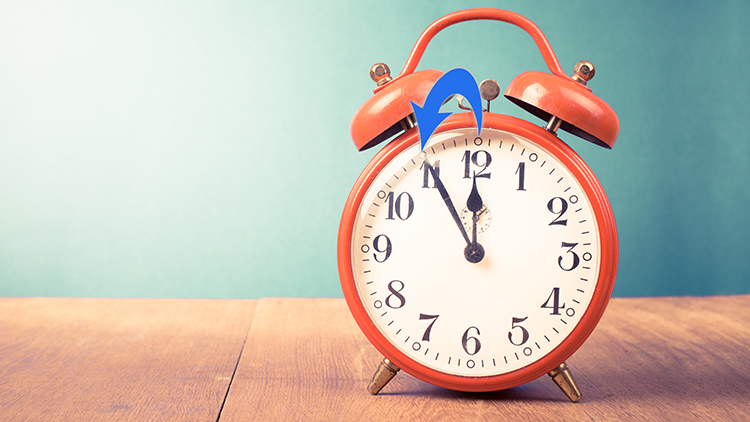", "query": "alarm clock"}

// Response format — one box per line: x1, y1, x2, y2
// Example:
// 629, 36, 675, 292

337, 8, 619, 402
